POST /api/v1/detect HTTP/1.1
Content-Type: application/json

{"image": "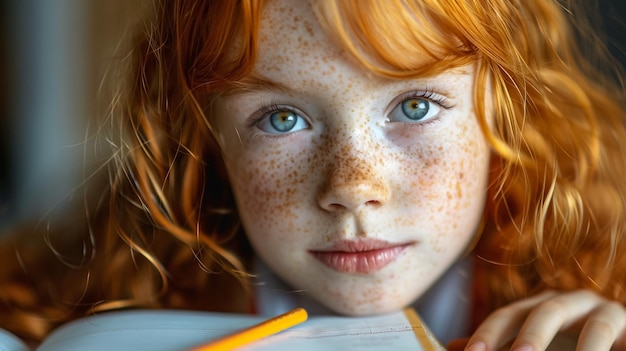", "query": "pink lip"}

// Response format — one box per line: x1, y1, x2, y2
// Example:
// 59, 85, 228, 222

309, 239, 412, 274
